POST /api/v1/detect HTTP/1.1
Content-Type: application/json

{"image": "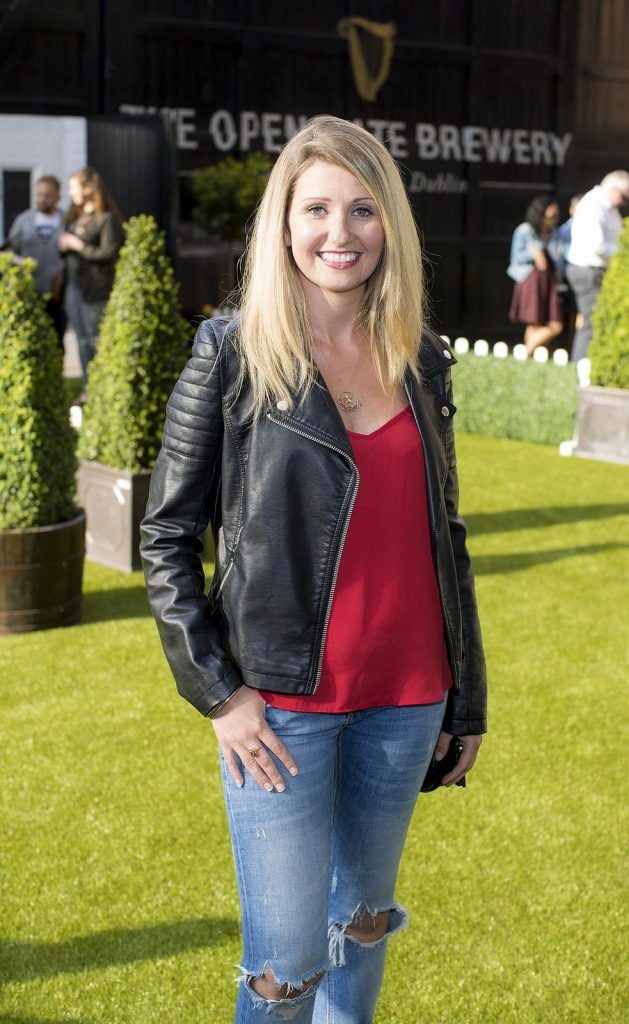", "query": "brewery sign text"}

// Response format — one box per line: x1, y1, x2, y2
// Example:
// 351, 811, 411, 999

120, 105, 573, 169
